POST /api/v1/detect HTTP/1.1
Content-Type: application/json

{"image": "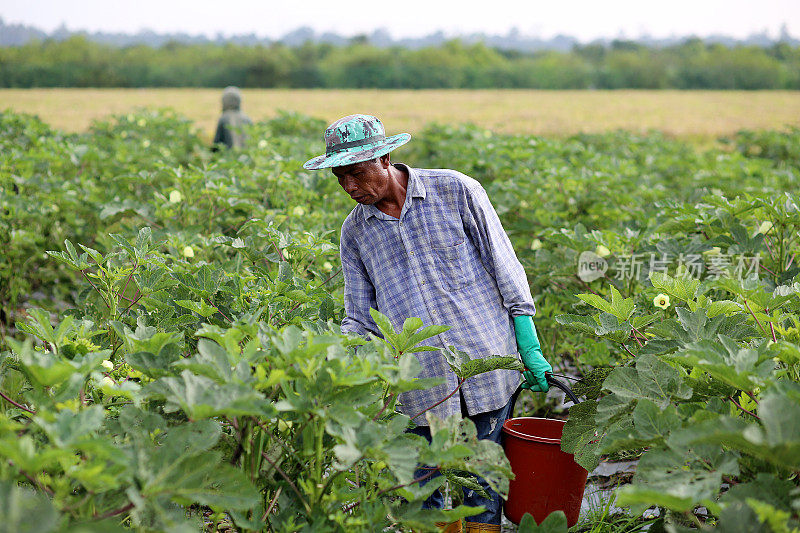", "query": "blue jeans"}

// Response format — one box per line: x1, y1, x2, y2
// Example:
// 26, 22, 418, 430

407, 392, 514, 525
